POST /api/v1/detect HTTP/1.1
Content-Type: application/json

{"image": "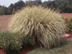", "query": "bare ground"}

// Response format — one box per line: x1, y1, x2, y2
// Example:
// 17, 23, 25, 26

0, 15, 12, 31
